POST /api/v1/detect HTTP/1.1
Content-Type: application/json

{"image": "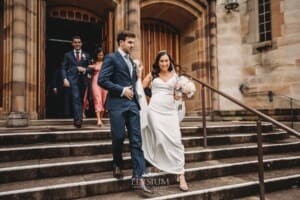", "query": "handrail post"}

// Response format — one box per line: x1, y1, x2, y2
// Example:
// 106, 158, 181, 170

290, 98, 294, 129
201, 85, 207, 147
257, 119, 265, 200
